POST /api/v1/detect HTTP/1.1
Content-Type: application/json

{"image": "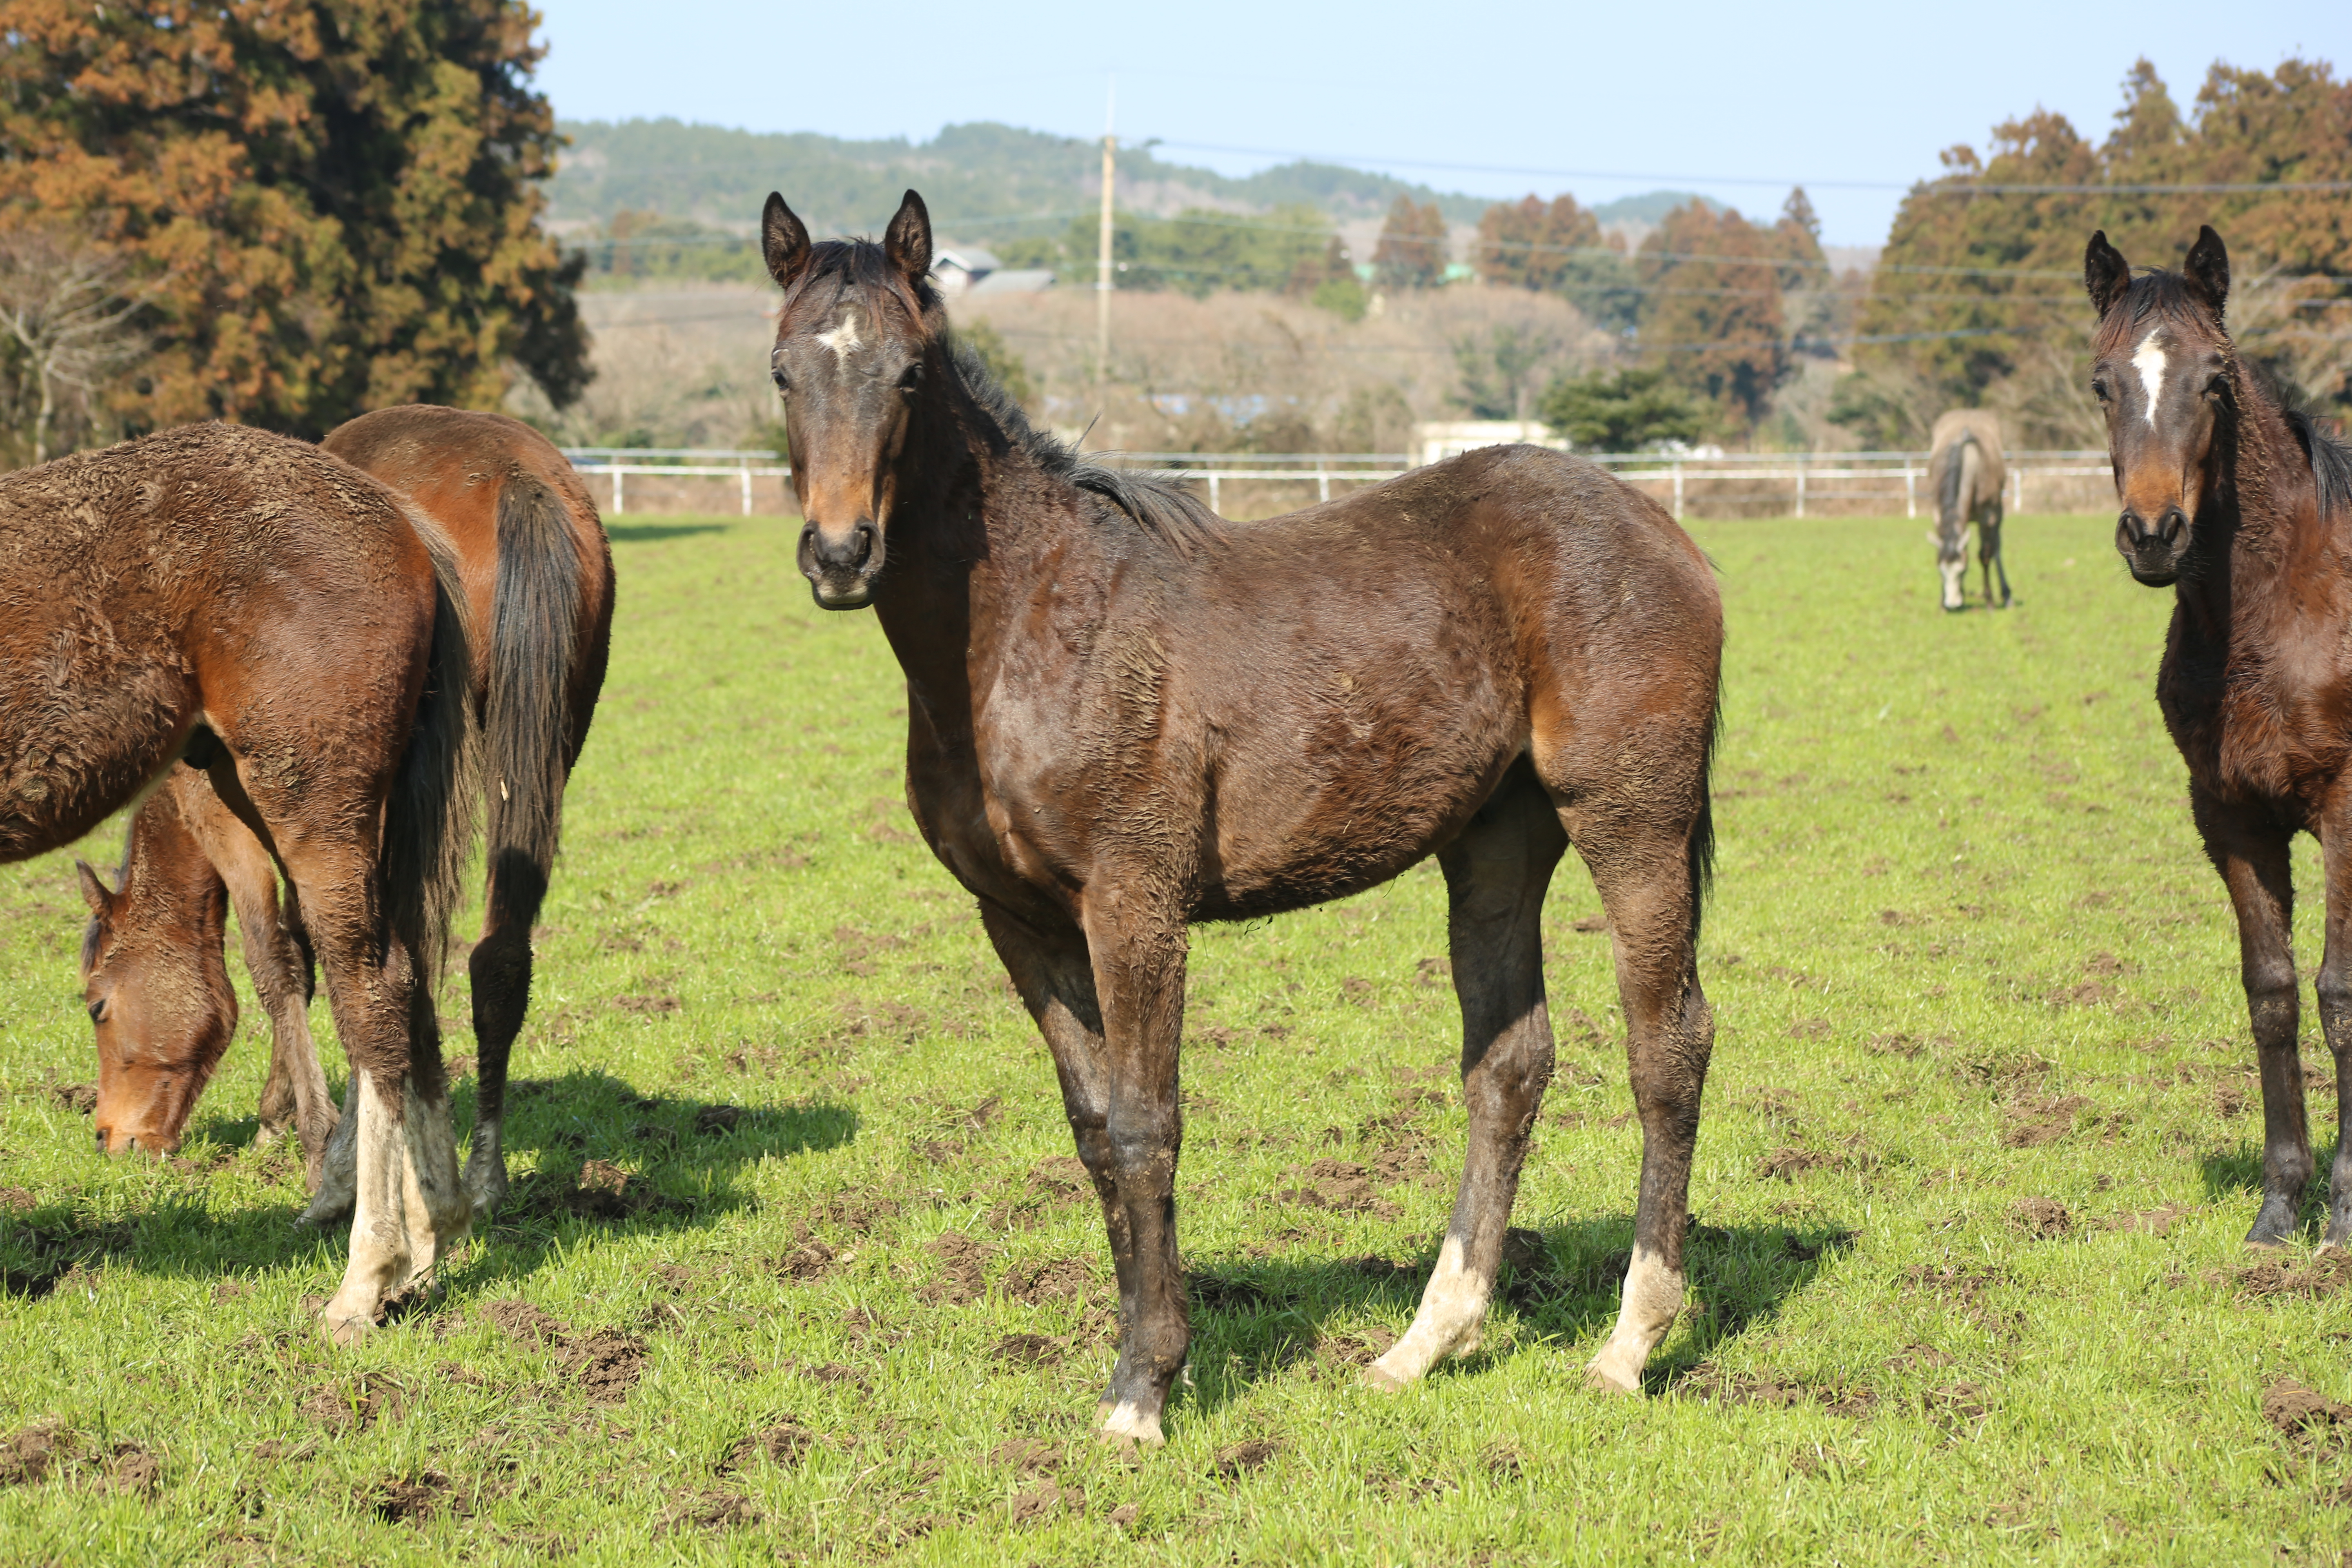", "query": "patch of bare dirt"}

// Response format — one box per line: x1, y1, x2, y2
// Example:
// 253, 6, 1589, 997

993, 1333, 1062, 1369
2106, 1205, 2192, 1235
0, 1421, 69, 1486
1191, 1274, 1273, 1313
2000, 1094, 2092, 1148
1210, 1439, 1278, 1480
0, 1187, 33, 1214
1690, 1366, 1876, 1418
483, 1299, 567, 1347
723, 1422, 814, 1472
1501, 1227, 1550, 1274
1011, 1480, 1085, 1522
660, 1489, 760, 1533
919, 1233, 993, 1305
1272, 1158, 1401, 1219
46, 1082, 97, 1113
559, 1330, 648, 1403
1318, 1326, 1398, 1366
1755, 1148, 1833, 1180
2264, 1379, 2352, 1441
1866, 1033, 1931, 1060
1000, 1257, 1094, 1305
2233, 1254, 2352, 1303
2011, 1198, 2073, 1239
771, 1231, 841, 1283
991, 1438, 1060, 1473
612, 993, 682, 1014
809, 1193, 902, 1236
1787, 1018, 1832, 1040
302, 1373, 408, 1432
367, 1470, 462, 1523
918, 1096, 1004, 1163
